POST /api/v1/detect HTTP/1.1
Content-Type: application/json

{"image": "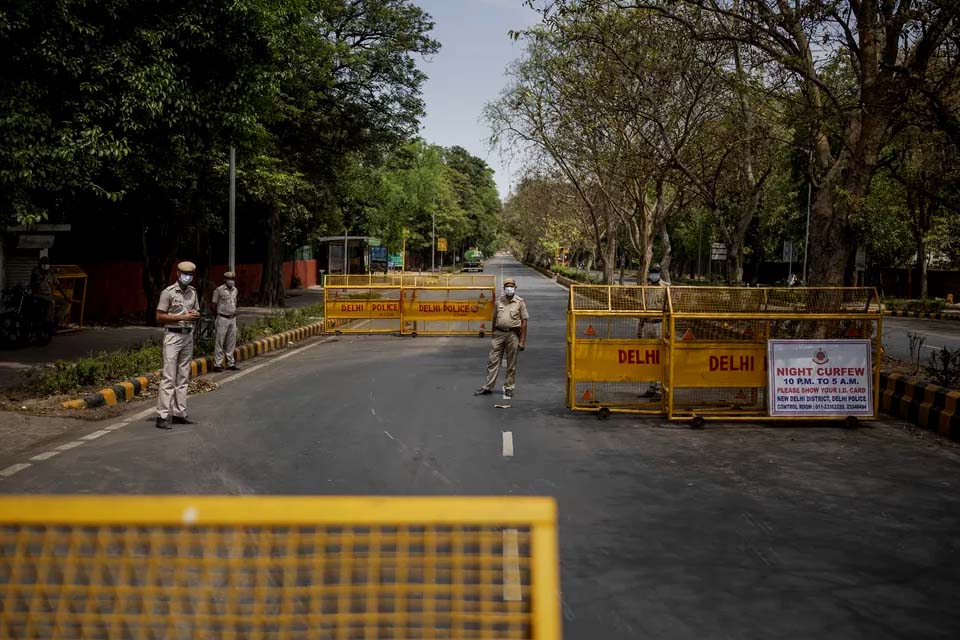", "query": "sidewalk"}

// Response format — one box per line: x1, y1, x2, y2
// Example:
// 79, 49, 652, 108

0, 287, 324, 390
